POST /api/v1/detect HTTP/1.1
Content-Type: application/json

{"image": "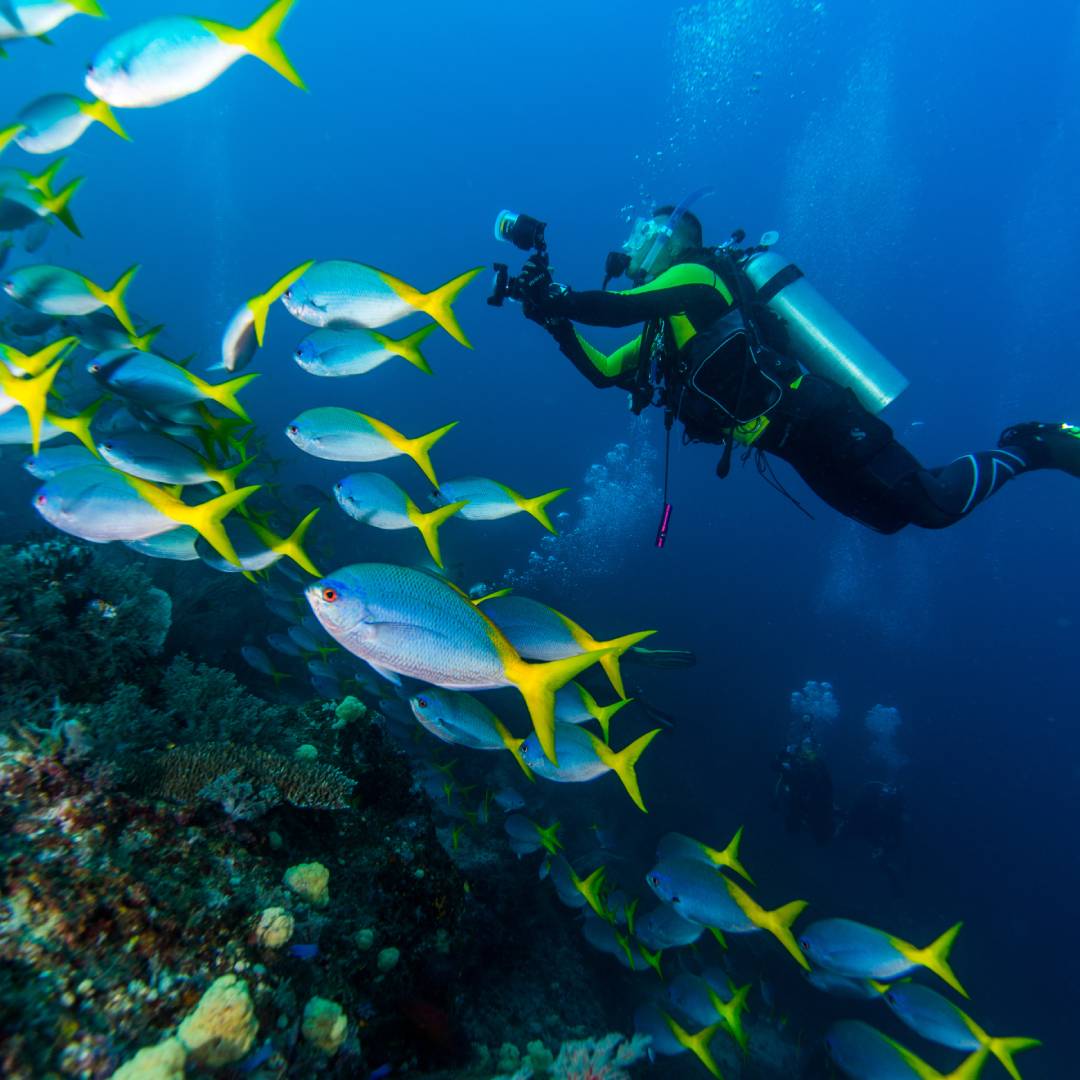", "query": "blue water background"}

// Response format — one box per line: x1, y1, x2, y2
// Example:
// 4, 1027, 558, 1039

2, 1, 1078, 1074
